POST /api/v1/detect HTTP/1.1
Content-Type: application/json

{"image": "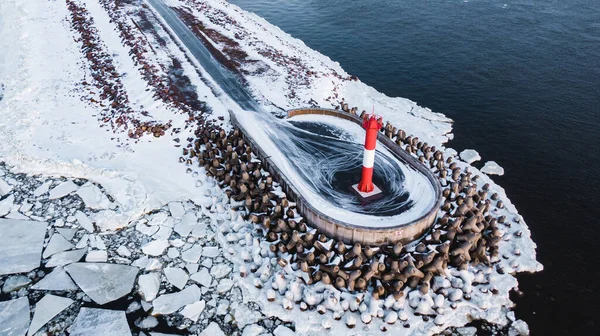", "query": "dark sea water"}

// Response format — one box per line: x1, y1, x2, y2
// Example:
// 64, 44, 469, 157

228, 0, 600, 334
